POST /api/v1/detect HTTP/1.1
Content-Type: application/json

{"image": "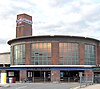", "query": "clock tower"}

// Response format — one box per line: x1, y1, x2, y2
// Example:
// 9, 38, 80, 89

16, 13, 33, 38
